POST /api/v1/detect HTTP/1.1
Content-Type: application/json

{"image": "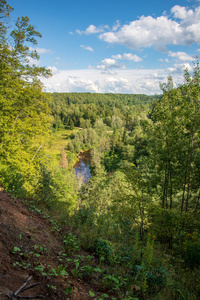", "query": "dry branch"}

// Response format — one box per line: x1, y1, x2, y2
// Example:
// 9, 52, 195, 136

10, 276, 45, 299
